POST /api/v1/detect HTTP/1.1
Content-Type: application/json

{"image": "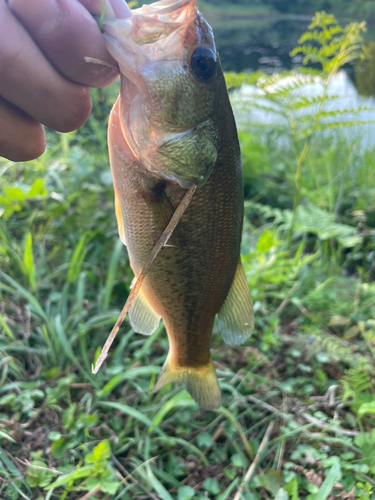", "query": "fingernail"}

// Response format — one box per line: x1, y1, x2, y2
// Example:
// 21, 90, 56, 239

9, 0, 63, 35
109, 0, 132, 18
